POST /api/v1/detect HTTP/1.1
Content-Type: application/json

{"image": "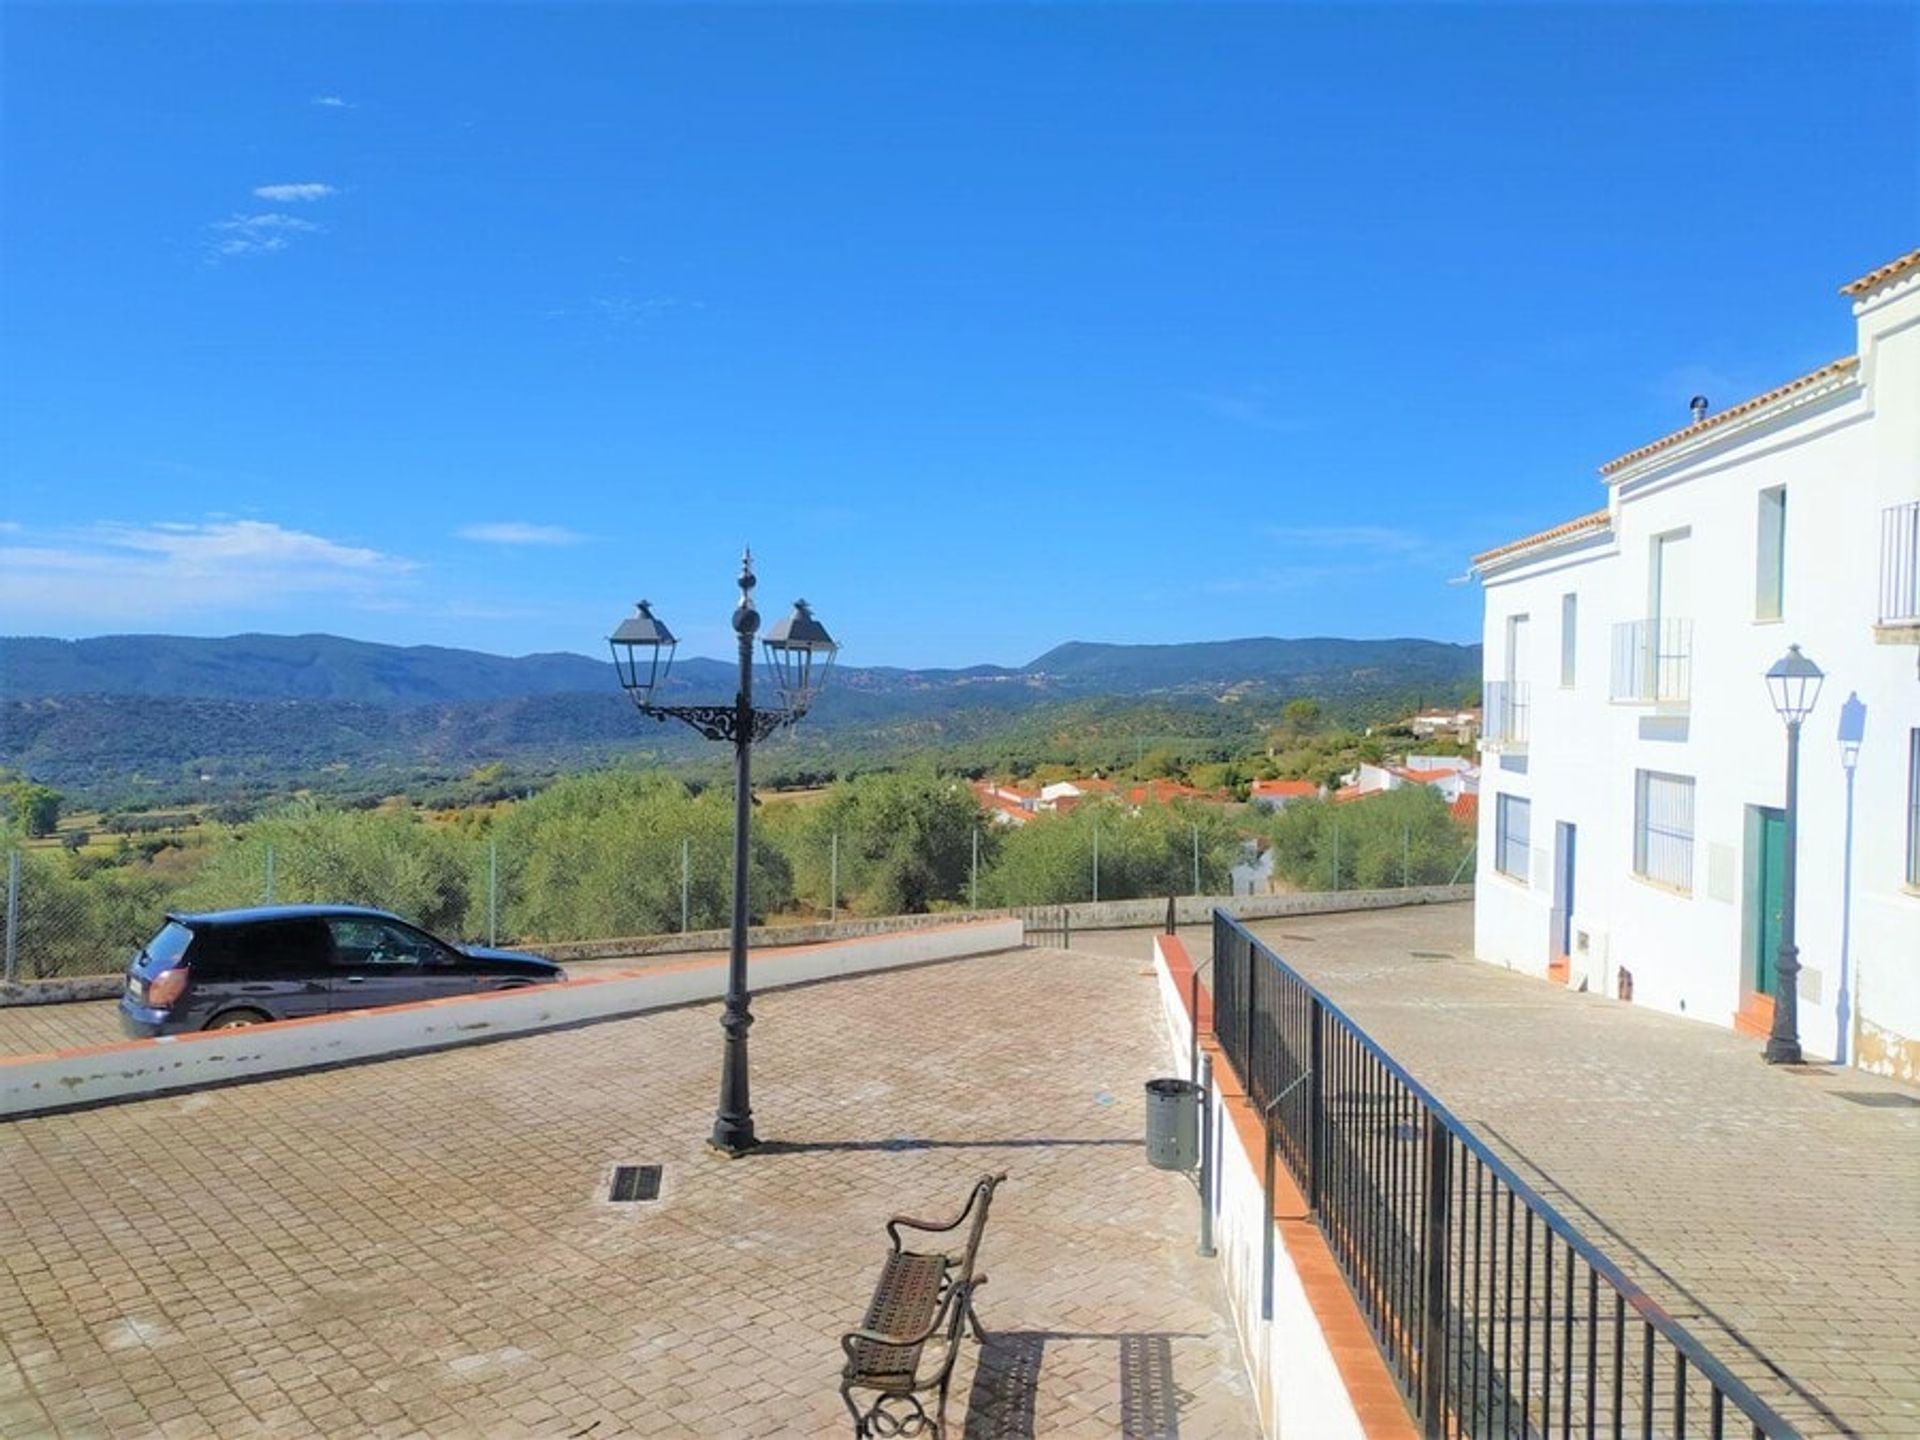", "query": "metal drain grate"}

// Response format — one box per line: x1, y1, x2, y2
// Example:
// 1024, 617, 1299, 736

1833, 1092, 1920, 1108
609, 1164, 663, 1202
